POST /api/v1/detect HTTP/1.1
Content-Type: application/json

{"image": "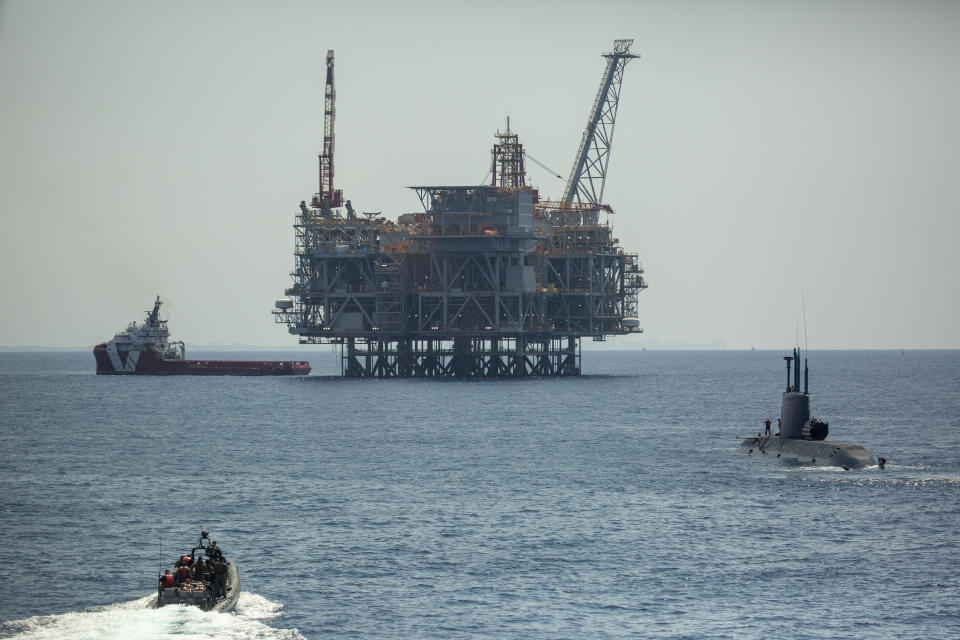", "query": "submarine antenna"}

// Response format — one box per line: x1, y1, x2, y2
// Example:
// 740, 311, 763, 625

796, 313, 800, 352
801, 286, 809, 356
801, 287, 809, 393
